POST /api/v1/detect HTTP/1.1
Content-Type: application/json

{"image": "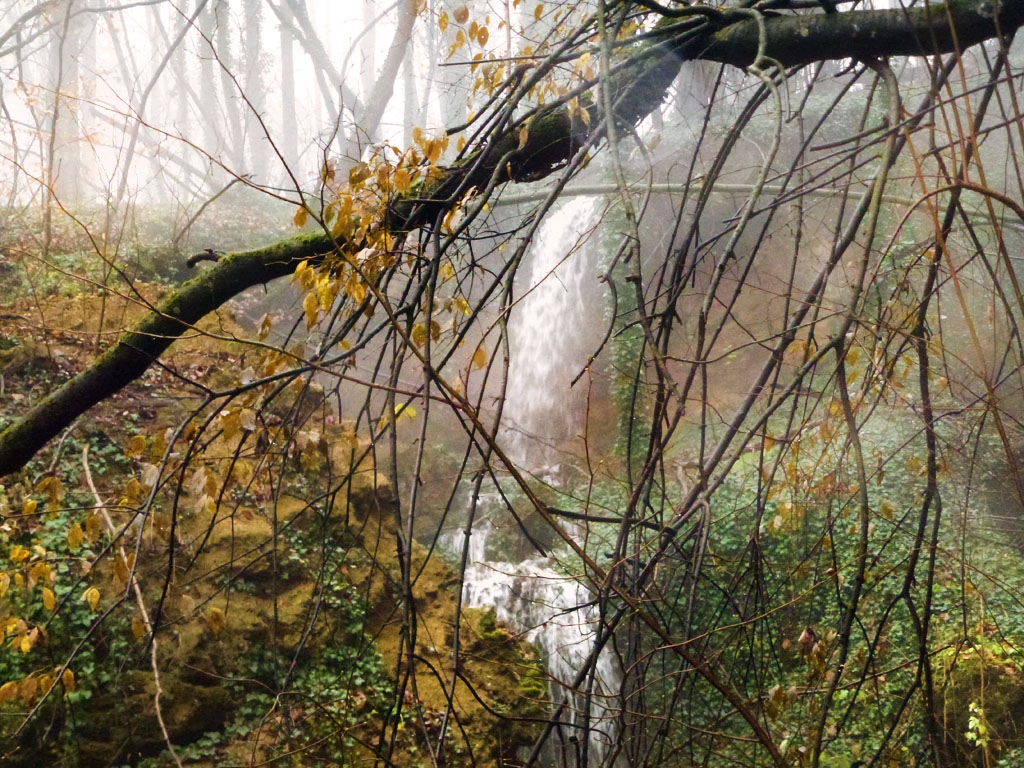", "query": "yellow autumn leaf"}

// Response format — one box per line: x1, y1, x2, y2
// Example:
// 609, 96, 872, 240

8, 545, 29, 563
412, 323, 428, 347
206, 606, 226, 633
125, 434, 147, 458
124, 477, 144, 501
19, 634, 31, 654
131, 617, 147, 641
346, 277, 367, 304
437, 10, 449, 31
113, 555, 130, 586
534, 3, 544, 21
27, 561, 52, 590
85, 512, 102, 544
21, 499, 37, 517
42, 587, 56, 612
349, 162, 371, 186
293, 258, 313, 289
0, 681, 16, 704
18, 675, 36, 701
472, 346, 487, 370
395, 404, 417, 422
83, 586, 100, 612
303, 291, 319, 329
258, 313, 273, 340
424, 136, 448, 165
477, 25, 489, 45
0, 572, 9, 598
394, 167, 411, 193
38, 674, 54, 694
61, 668, 76, 692
518, 125, 529, 149
453, 3, 469, 23
316, 274, 340, 311
67, 522, 84, 552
